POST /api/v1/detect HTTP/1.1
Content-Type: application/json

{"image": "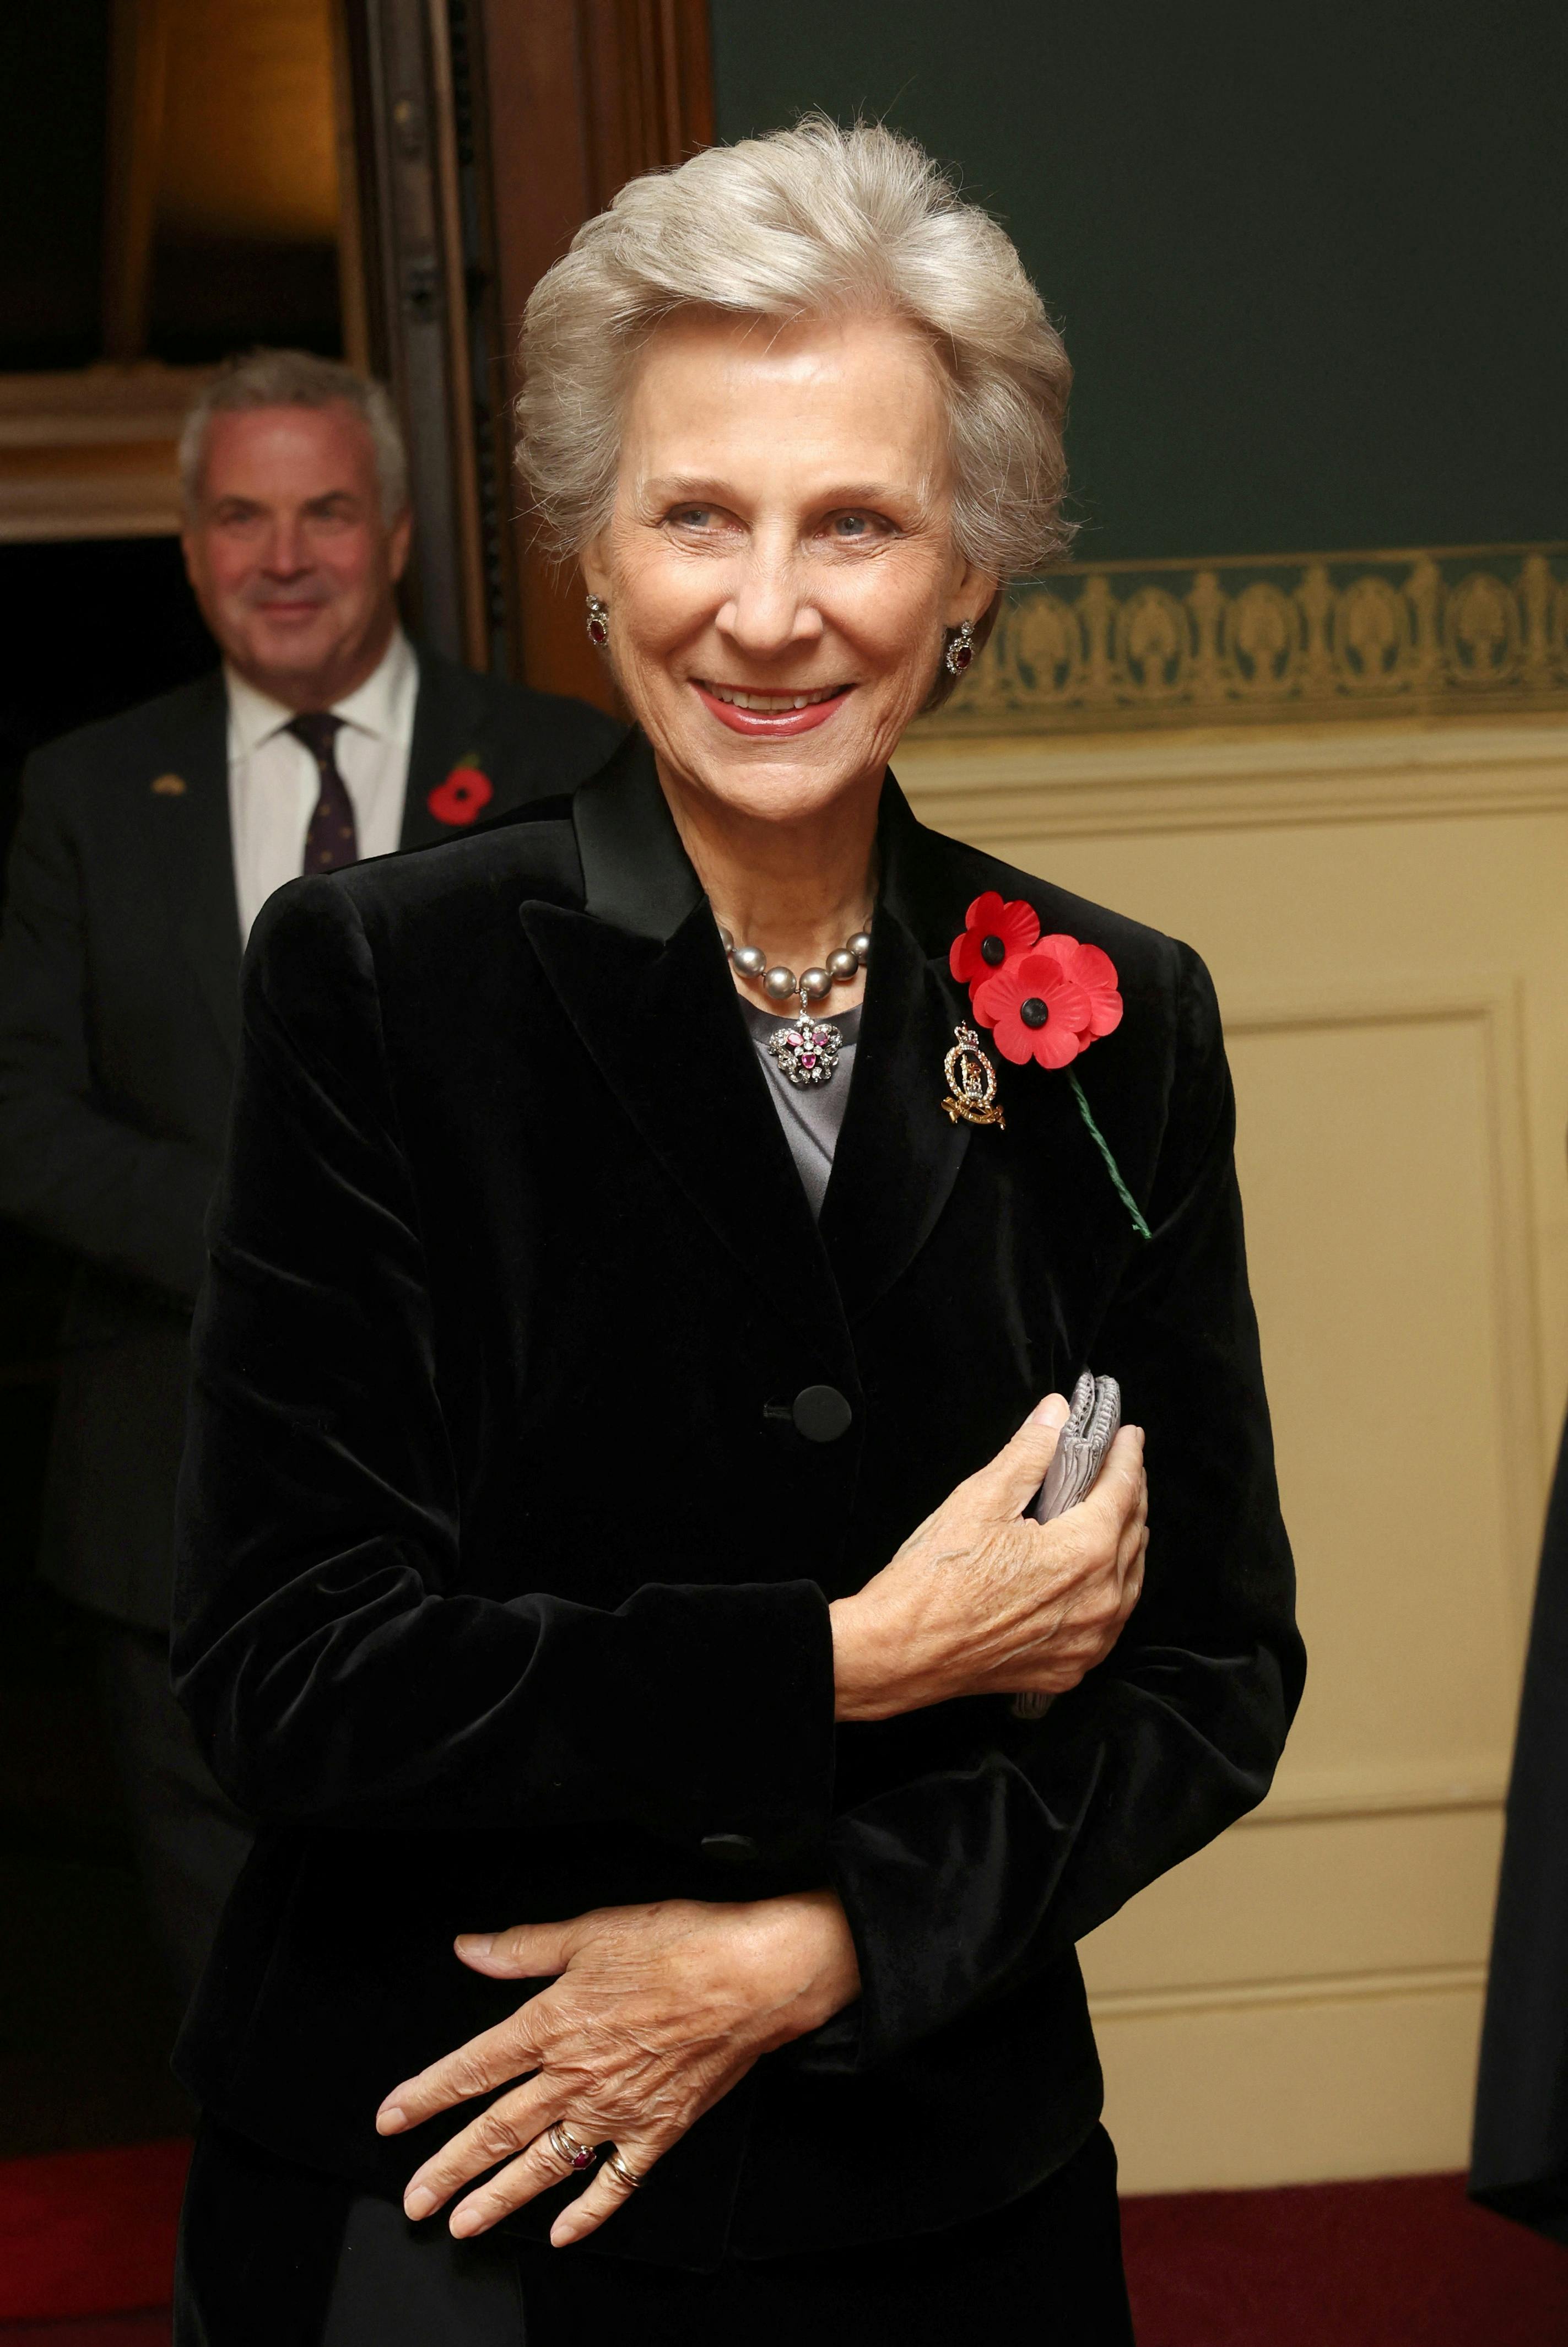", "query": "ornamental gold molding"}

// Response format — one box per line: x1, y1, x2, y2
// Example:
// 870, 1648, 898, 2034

922, 544, 1568, 734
